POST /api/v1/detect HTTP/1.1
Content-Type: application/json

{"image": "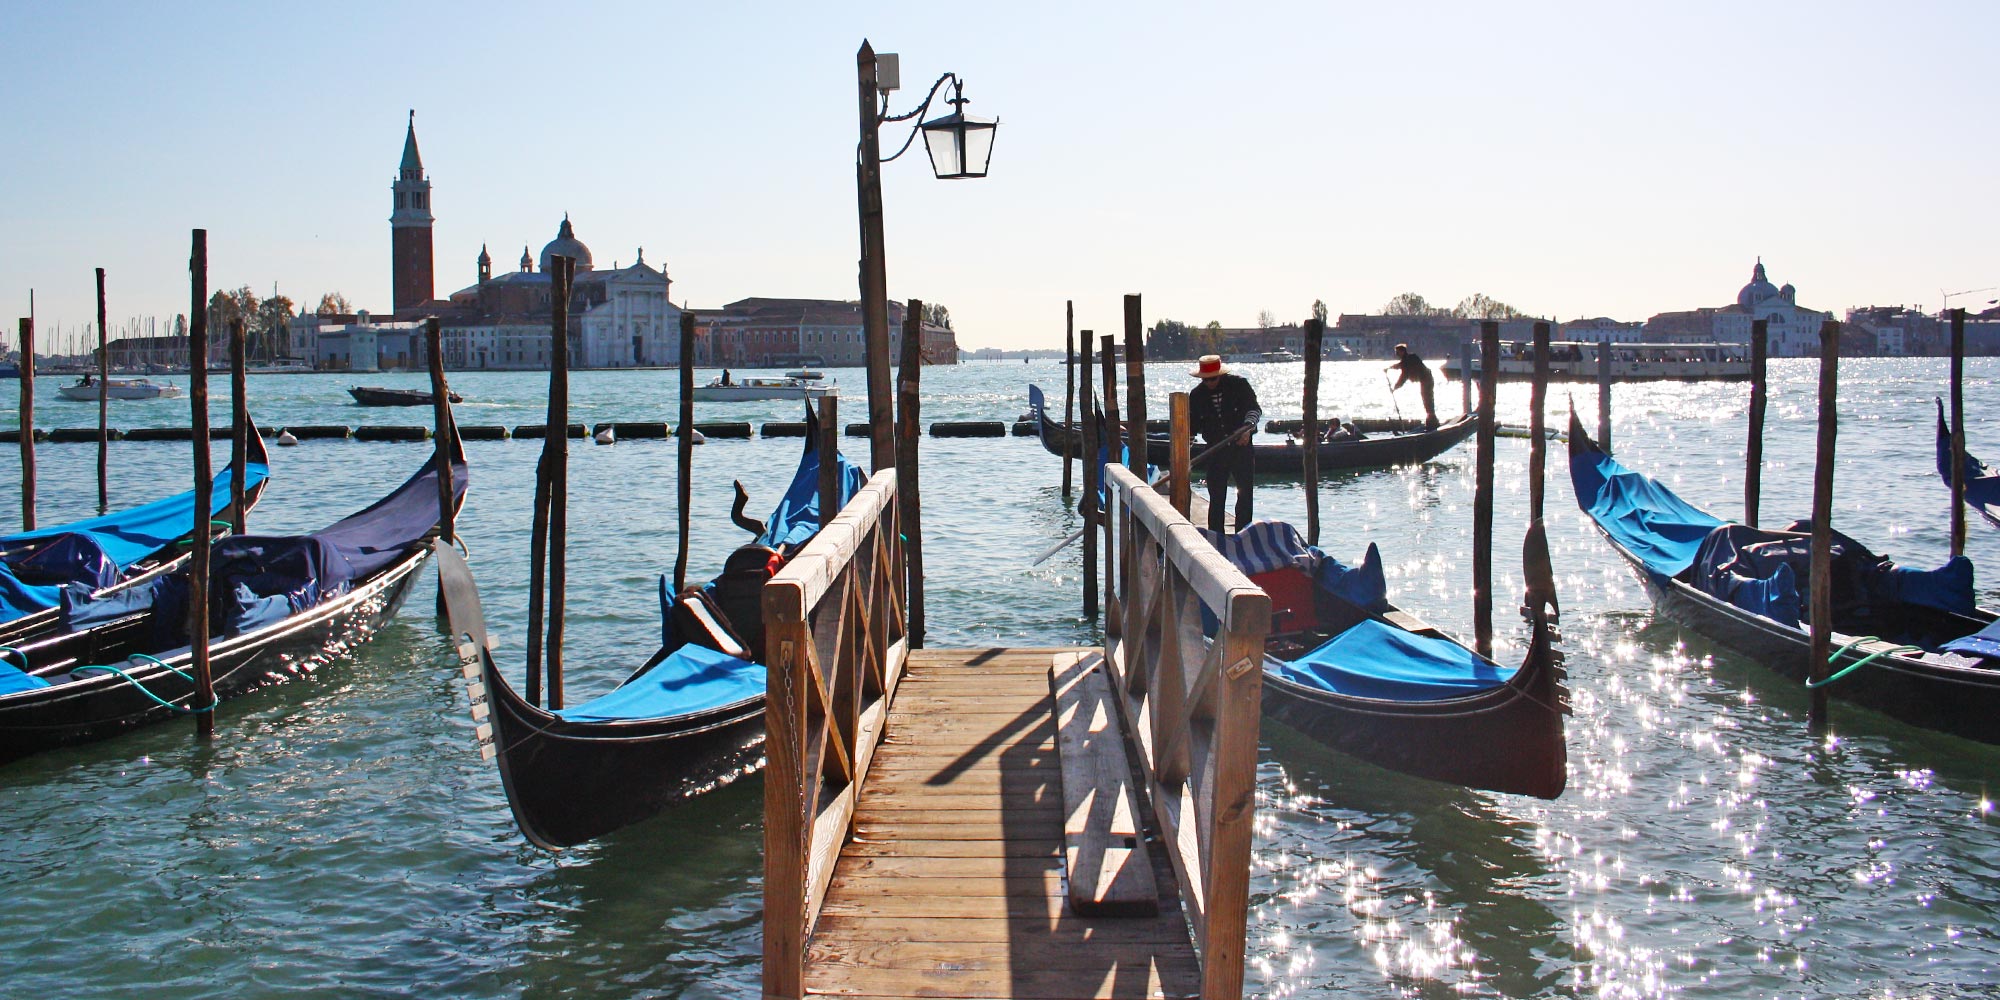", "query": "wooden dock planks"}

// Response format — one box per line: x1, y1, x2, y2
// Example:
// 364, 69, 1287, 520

1050, 651, 1159, 917
805, 647, 1199, 1000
